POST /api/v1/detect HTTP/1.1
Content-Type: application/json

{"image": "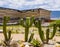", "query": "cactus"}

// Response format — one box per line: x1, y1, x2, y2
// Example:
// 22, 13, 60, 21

34, 19, 45, 43
46, 28, 50, 44
49, 24, 57, 39
34, 19, 57, 44
28, 33, 34, 42
8, 31, 11, 40
19, 17, 34, 42
3, 16, 12, 46
3, 16, 8, 41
